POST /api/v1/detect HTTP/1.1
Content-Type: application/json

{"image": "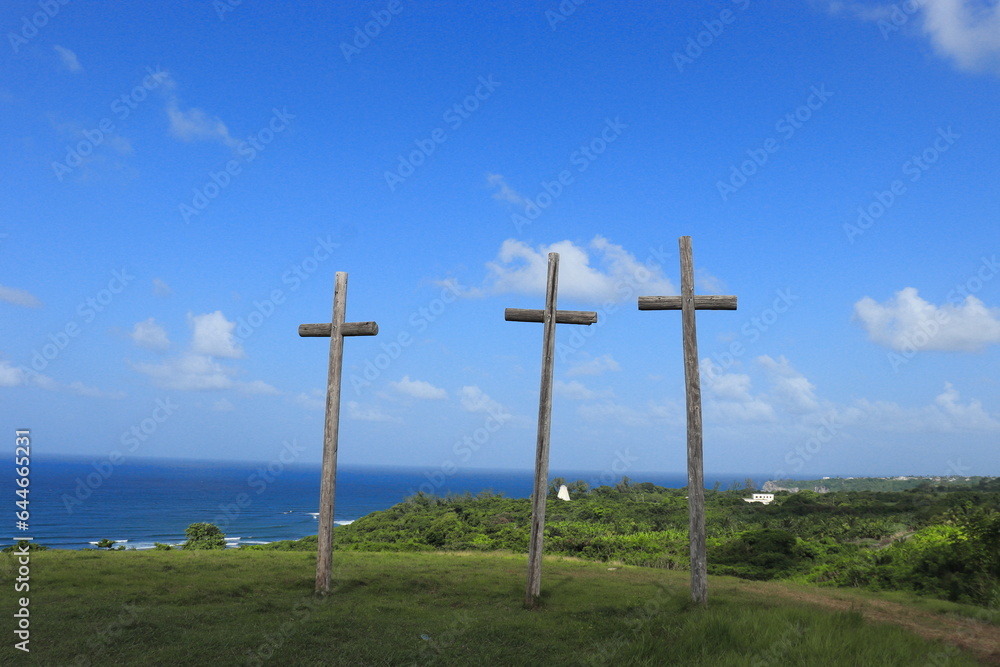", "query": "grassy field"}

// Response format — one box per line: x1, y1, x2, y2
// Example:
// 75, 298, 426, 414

2, 548, 996, 665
